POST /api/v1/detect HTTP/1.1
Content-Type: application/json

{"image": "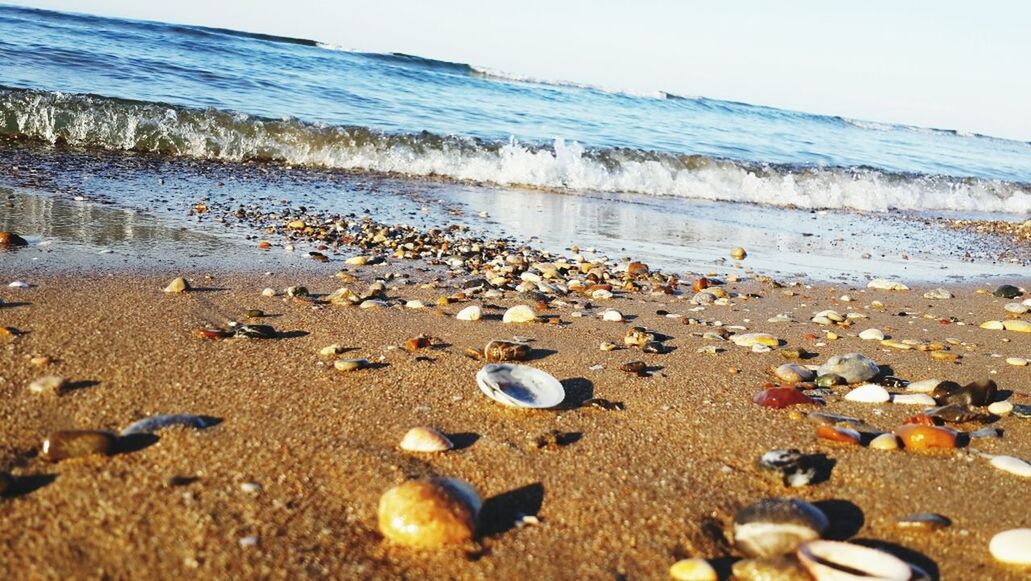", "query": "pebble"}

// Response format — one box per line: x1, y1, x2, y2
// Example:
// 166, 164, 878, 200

891, 393, 936, 406
502, 305, 537, 323
599, 341, 617, 351
668, 558, 717, 581
817, 425, 862, 445
989, 455, 1031, 478
41, 430, 118, 462
260, 287, 276, 297
399, 427, 454, 453
455, 305, 482, 321
817, 353, 879, 384
0, 231, 29, 246
730, 247, 747, 260
8, 280, 29, 288
844, 383, 890, 403
990, 529, 1031, 565
988, 401, 1013, 415
239, 536, 259, 548
980, 320, 1004, 330
405, 300, 425, 309
923, 288, 952, 300
591, 289, 613, 300
905, 379, 941, 393
1002, 320, 1031, 333
869, 433, 900, 450
858, 328, 885, 341
1004, 302, 1029, 314
241, 482, 262, 493
895, 424, 957, 450
601, 309, 623, 322
868, 278, 909, 291
774, 363, 814, 384
1006, 357, 1028, 366
334, 358, 369, 372
28, 375, 66, 396
164, 277, 190, 293
731, 333, 779, 348
377, 478, 481, 548
897, 512, 951, 532
993, 284, 1023, 299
